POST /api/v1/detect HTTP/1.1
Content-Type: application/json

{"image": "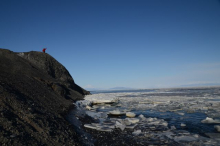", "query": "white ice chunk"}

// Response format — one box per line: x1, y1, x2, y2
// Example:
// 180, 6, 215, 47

159, 131, 175, 139
126, 112, 136, 118
92, 99, 116, 104
123, 119, 132, 125
132, 130, 142, 136
176, 130, 190, 135
160, 121, 168, 127
108, 110, 125, 116
85, 123, 114, 132
126, 124, 137, 129
174, 136, 197, 142
214, 125, 220, 132
177, 112, 185, 116
170, 125, 176, 130
181, 123, 186, 127
91, 123, 101, 127
146, 117, 154, 122
201, 117, 220, 124
138, 114, 147, 121
97, 127, 113, 132
115, 121, 126, 131
193, 134, 199, 138
76, 100, 92, 108
84, 124, 97, 130
86, 111, 103, 119
103, 124, 115, 129
126, 118, 140, 124
149, 121, 160, 125
202, 107, 209, 110
86, 105, 92, 110
138, 114, 145, 118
